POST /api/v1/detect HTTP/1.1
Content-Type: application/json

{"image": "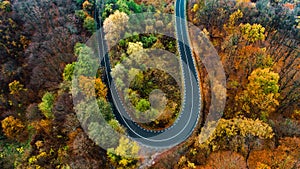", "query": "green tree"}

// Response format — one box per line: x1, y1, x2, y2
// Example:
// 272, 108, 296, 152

96, 97, 113, 121
130, 71, 145, 90
74, 43, 98, 77
141, 35, 157, 48
75, 97, 113, 126
108, 119, 126, 134
75, 10, 87, 20
83, 16, 96, 33
88, 122, 119, 149
74, 42, 85, 56
136, 99, 150, 112
101, 0, 151, 19
63, 62, 75, 81
127, 0, 142, 13
116, 0, 130, 14
38, 92, 55, 119
76, 0, 85, 5
124, 88, 140, 106
101, 3, 115, 20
